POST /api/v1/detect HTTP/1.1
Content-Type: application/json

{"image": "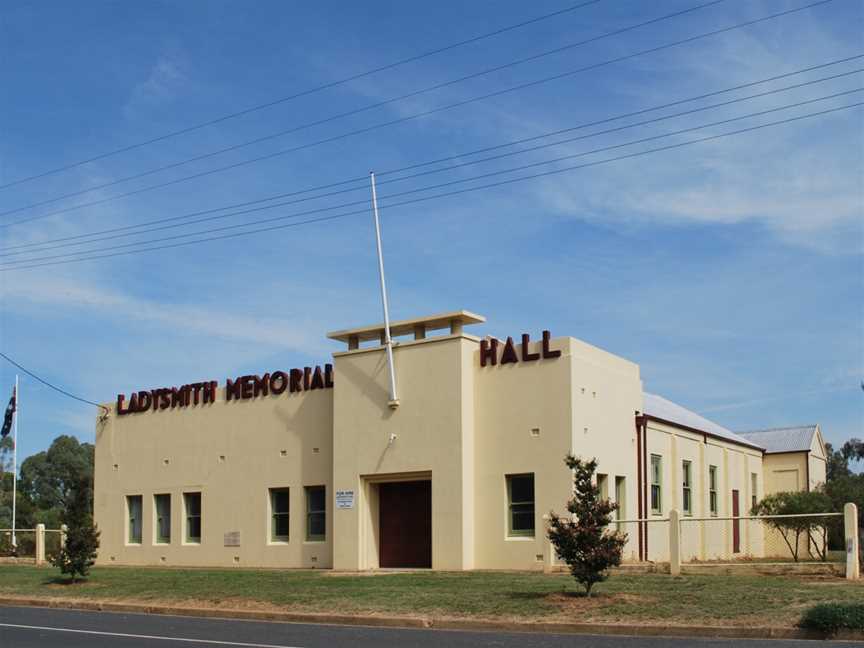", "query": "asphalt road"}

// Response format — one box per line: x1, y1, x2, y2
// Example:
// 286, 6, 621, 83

0, 605, 858, 647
